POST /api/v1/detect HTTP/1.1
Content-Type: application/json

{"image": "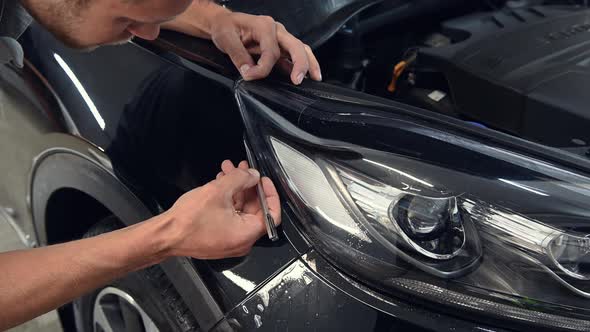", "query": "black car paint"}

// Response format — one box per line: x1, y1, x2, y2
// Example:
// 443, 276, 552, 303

2, 0, 560, 331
